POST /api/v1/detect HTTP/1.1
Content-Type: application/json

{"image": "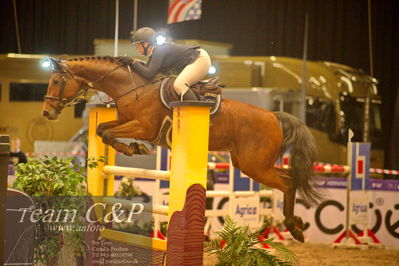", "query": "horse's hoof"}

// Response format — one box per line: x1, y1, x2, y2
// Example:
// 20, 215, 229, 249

115, 143, 134, 156
285, 217, 305, 243
129, 142, 150, 155
137, 143, 150, 155
123, 143, 135, 156
292, 230, 305, 243
294, 216, 304, 230
96, 126, 104, 137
